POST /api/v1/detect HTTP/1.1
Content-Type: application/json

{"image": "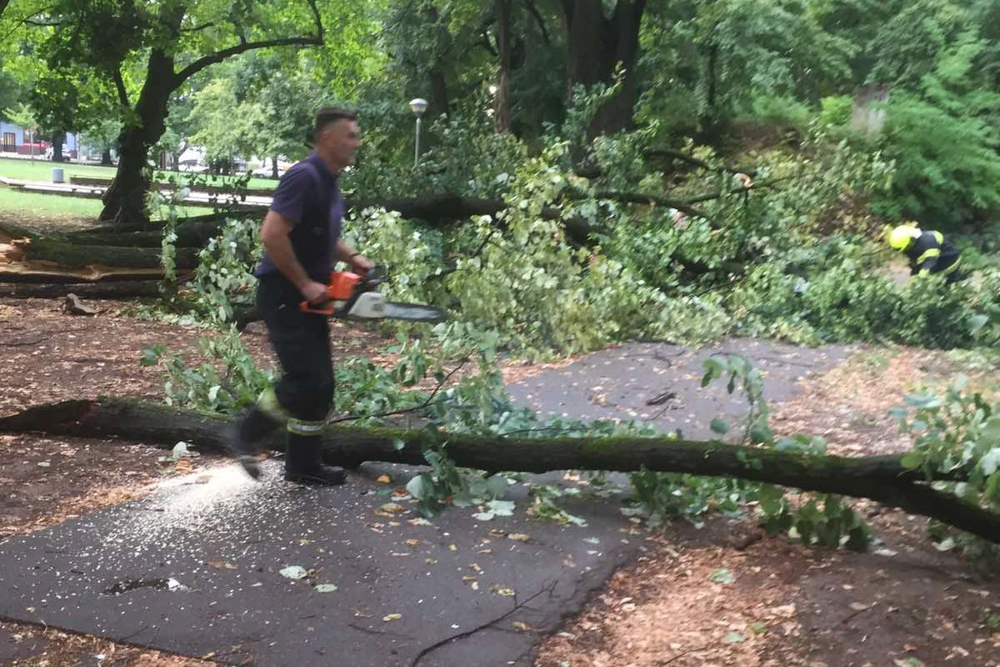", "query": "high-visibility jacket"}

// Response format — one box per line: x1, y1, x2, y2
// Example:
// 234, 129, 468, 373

904, 230, 961, 277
